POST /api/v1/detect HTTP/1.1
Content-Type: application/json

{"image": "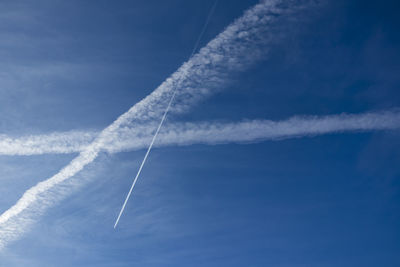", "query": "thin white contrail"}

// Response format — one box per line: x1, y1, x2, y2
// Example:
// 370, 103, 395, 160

114, 0, 219, 228
113, 87, 176, 228
190, 0, 219, 57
